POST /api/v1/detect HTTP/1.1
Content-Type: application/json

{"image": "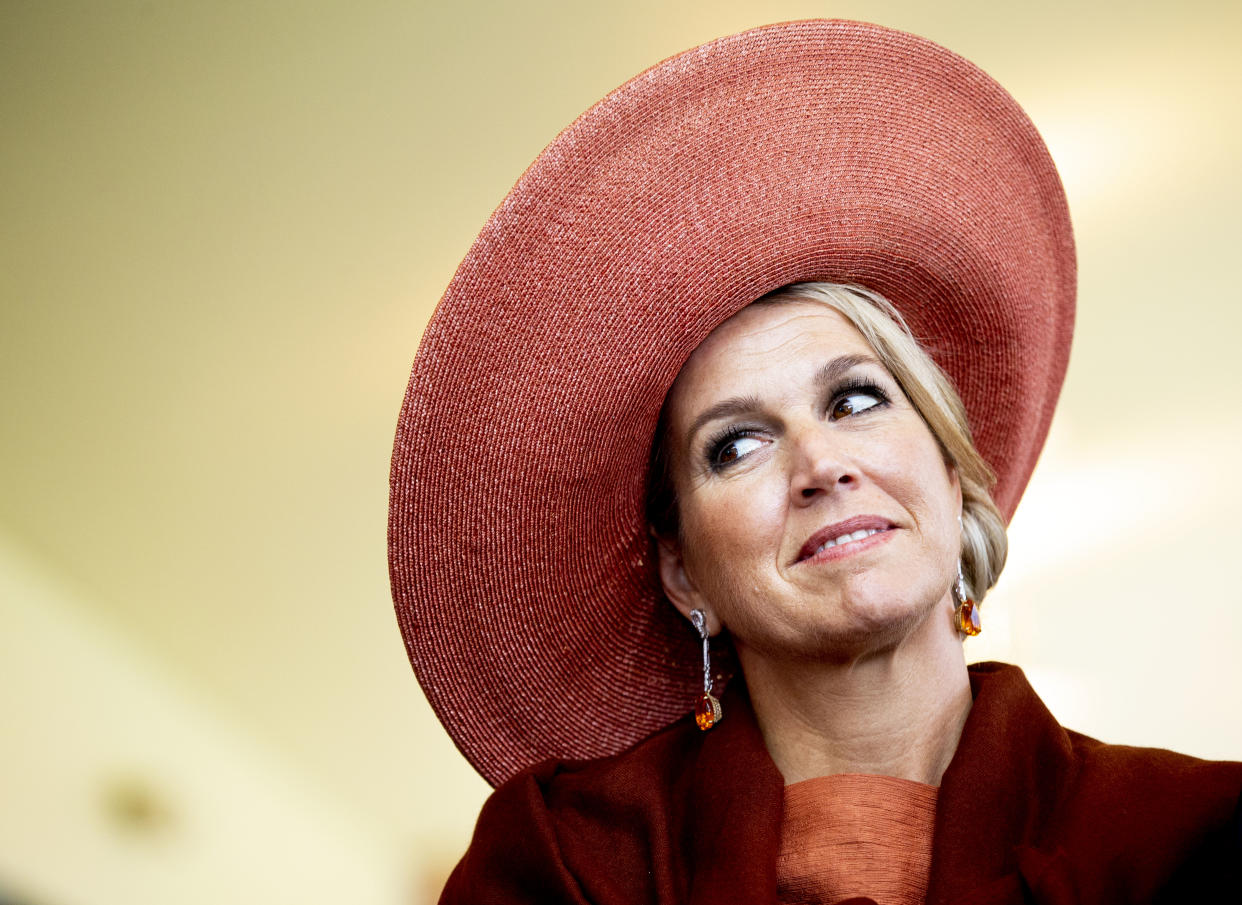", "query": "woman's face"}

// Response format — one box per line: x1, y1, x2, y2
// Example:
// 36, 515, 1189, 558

658, 300, 962, 662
